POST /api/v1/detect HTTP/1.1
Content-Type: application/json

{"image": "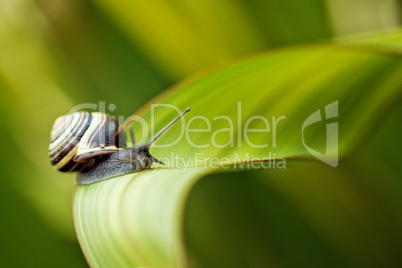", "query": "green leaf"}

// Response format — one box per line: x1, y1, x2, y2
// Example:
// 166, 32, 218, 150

74, 168, 208, 268
74, 41, 402, 267
138, 44, 402, 167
